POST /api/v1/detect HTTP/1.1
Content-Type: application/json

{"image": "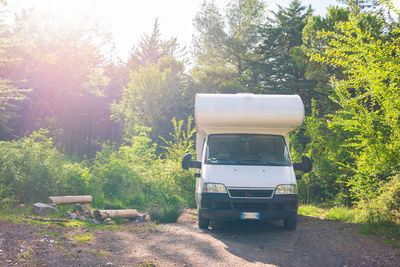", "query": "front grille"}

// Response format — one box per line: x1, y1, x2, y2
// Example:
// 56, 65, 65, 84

233, 203, 269, 211
213, 202, 231, 210
228, 189, 273, 198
